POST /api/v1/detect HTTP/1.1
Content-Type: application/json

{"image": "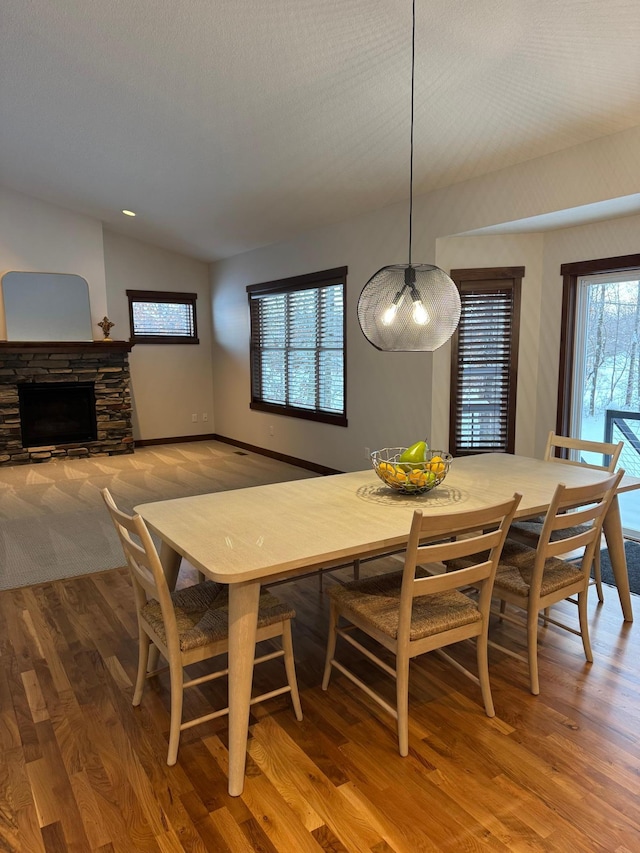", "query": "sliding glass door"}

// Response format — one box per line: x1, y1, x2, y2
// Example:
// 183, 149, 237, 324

570, 271, 640, 539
